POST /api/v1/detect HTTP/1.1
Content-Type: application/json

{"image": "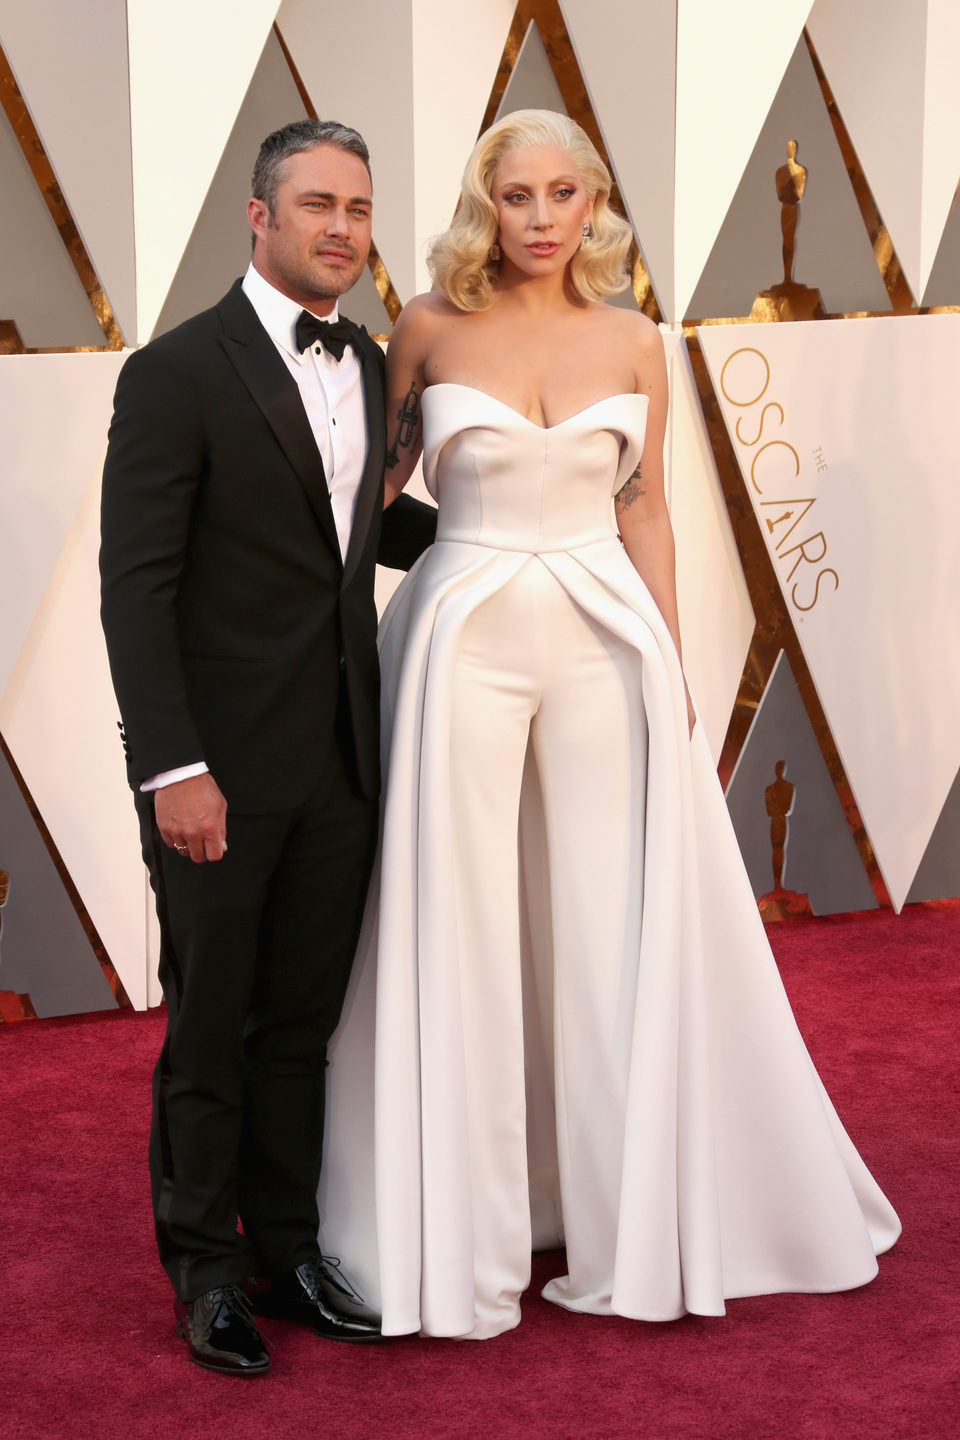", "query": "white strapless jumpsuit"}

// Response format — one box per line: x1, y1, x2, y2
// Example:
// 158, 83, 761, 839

318, 384, 900, 1340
